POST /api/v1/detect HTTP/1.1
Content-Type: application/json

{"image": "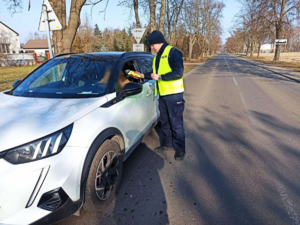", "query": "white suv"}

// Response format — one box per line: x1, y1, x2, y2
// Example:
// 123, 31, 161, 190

0, 52, 159, 225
